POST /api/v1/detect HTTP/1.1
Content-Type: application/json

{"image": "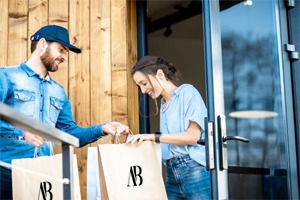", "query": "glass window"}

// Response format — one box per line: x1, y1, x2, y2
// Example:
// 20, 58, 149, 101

220, 0, 289, 198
